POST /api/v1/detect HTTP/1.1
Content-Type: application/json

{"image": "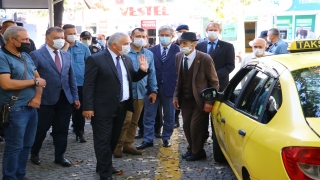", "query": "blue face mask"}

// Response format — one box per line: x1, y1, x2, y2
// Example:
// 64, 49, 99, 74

98, 40, 105, 46
159, 37, 171, 46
